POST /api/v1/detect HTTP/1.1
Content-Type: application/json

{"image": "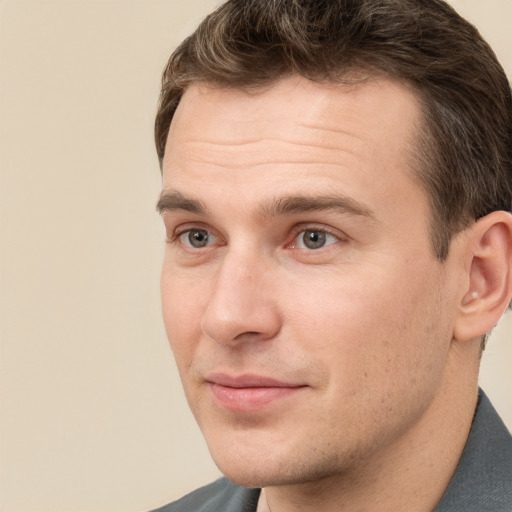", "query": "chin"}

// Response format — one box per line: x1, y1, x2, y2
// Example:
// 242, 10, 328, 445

211, 445, 346, 490
221, 470, 271, 489
209, 445, 294, 488
210, 450, 279, 488
218, 465, 298, 489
